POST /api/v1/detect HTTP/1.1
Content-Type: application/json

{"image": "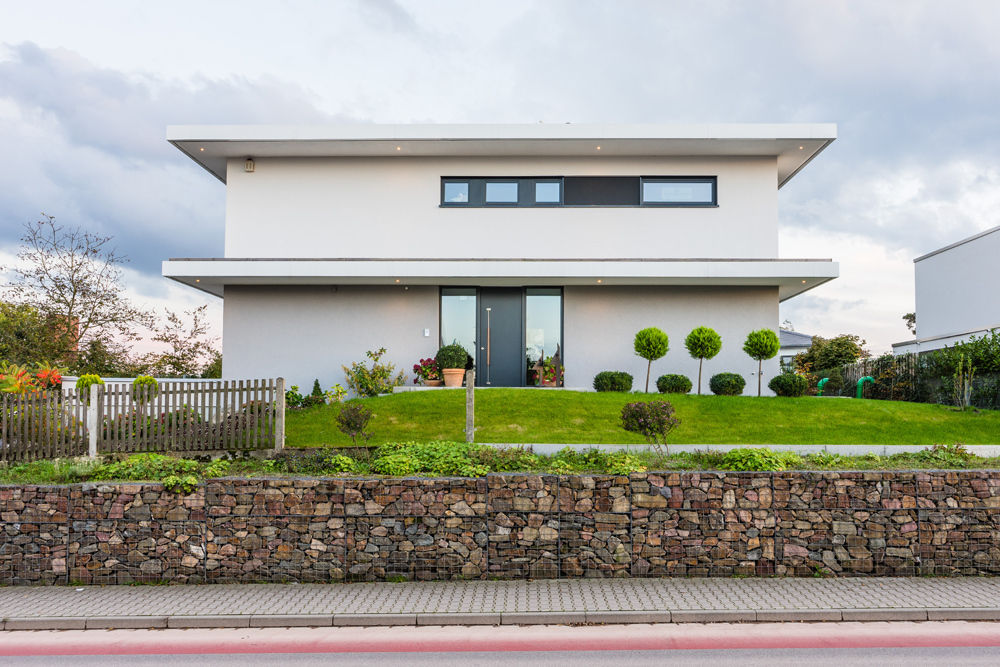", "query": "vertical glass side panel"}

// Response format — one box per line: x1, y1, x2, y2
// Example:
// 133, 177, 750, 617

525, 288, 562, 386
440, 288, 477, 361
